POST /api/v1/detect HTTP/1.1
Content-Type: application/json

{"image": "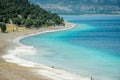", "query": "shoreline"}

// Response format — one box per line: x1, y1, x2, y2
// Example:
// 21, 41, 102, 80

13, 23, 76, 46
2, 23, 76, 67
1, 22, 90, 80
